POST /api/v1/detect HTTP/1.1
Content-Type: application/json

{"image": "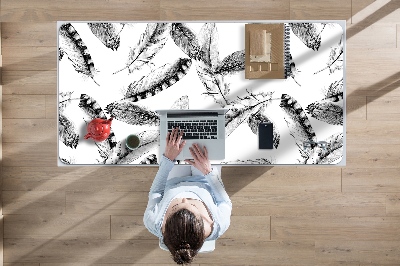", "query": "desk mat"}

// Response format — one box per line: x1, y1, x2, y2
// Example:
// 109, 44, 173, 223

58, 22, 345, 165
